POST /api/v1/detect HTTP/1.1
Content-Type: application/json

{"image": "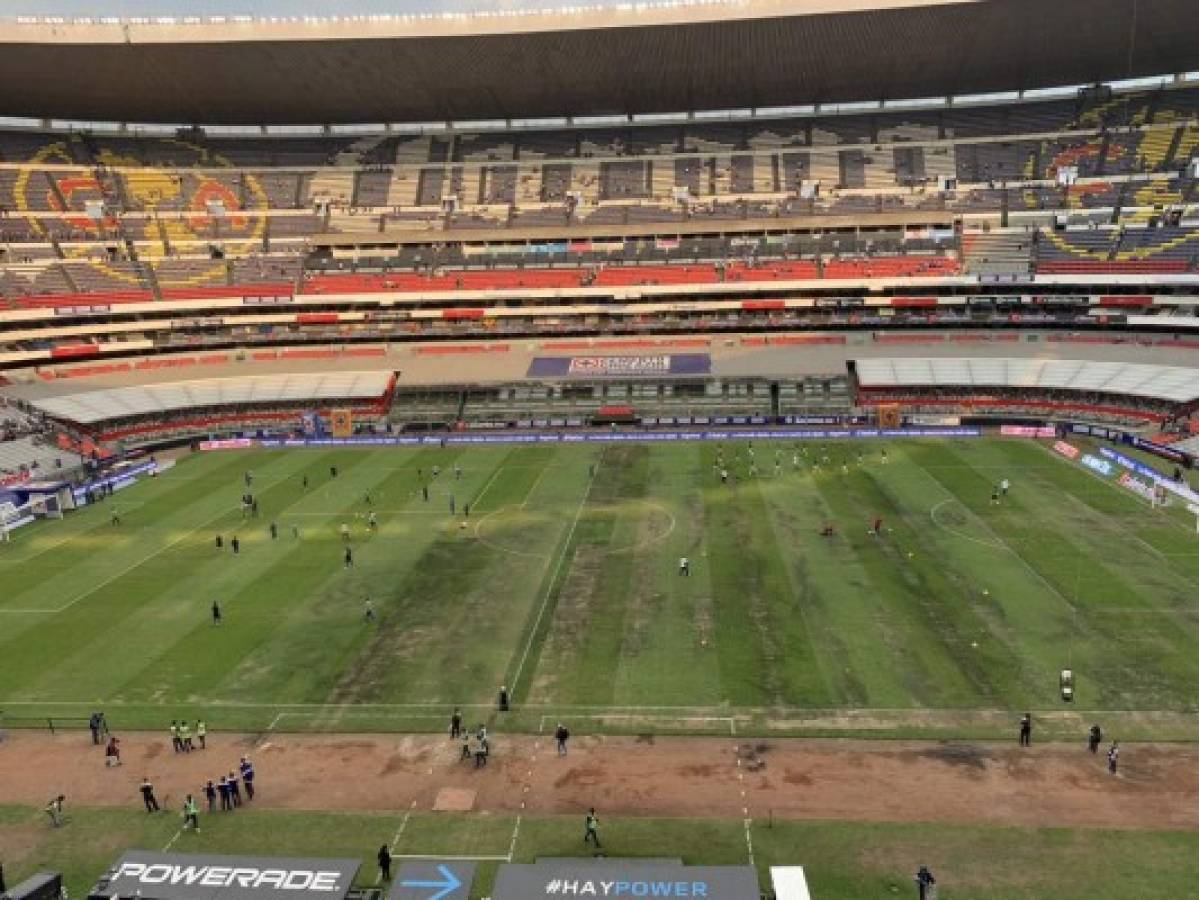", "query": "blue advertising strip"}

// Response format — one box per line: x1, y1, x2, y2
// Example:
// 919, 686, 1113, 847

254, 427, 980, 449
1098, 446, 1199, 504
1127, 434, 1193, 465
71, 460, 159, 504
